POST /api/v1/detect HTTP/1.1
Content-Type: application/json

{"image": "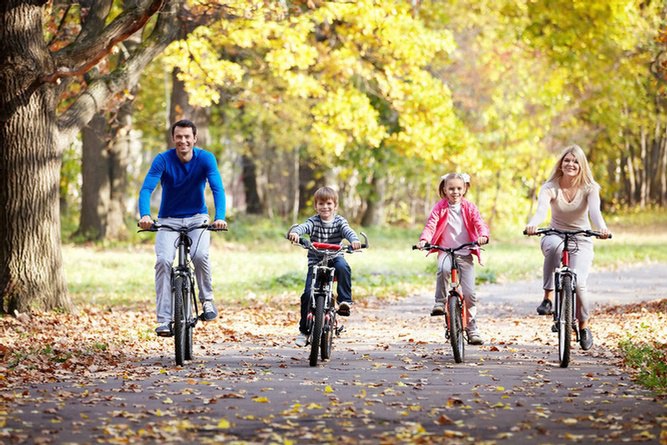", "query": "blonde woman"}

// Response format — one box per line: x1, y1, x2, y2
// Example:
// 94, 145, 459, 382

525, 144, 611, 350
